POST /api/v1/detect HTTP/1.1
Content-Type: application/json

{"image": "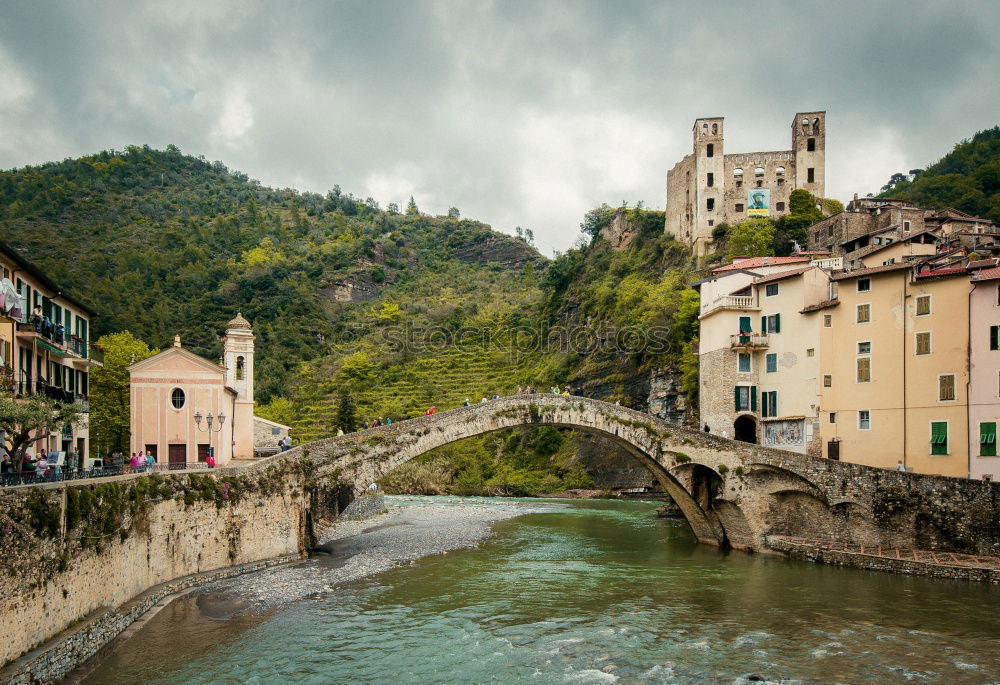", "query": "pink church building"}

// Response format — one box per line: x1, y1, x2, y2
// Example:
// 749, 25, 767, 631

127, 313, 270, 467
